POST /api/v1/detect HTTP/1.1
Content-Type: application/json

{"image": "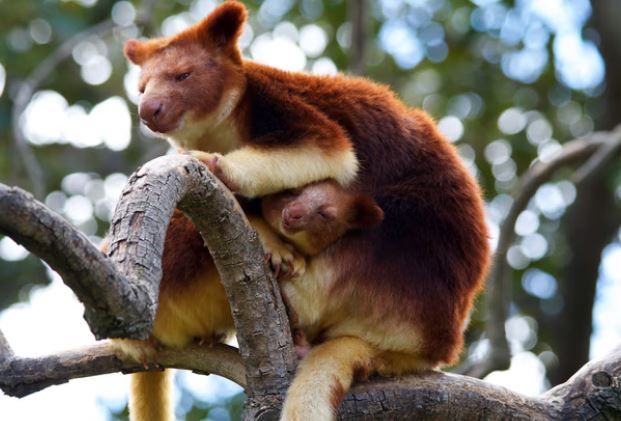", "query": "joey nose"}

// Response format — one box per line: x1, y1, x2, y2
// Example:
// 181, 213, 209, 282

283, 206, 305, 230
